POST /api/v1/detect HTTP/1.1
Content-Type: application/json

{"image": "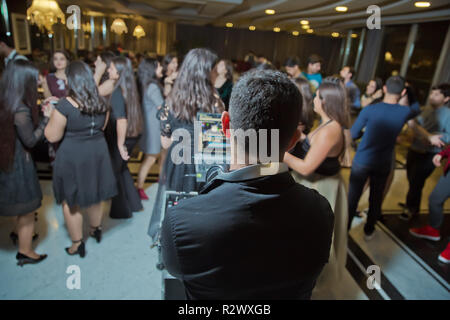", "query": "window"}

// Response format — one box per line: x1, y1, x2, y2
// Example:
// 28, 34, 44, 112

406, 21, 449, 105
376, 25, 411, 81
